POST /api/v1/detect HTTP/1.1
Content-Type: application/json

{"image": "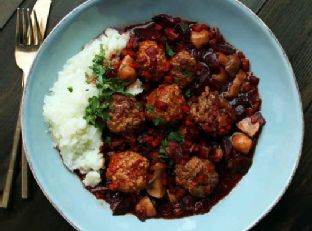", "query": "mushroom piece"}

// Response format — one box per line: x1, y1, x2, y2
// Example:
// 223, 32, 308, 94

191, 30, 210, 49
166, 190, 178, 203
237, 117, 260, 137
135, 196, 157, 217
218, 52, 229, 65
224, 54, 241, 77
225, 70, 247, 98
147, 163, 166, 198
126, 78, 144, 96
212, 67, 228, 83
231, 132, 252, 154
117, 55, 137, 84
